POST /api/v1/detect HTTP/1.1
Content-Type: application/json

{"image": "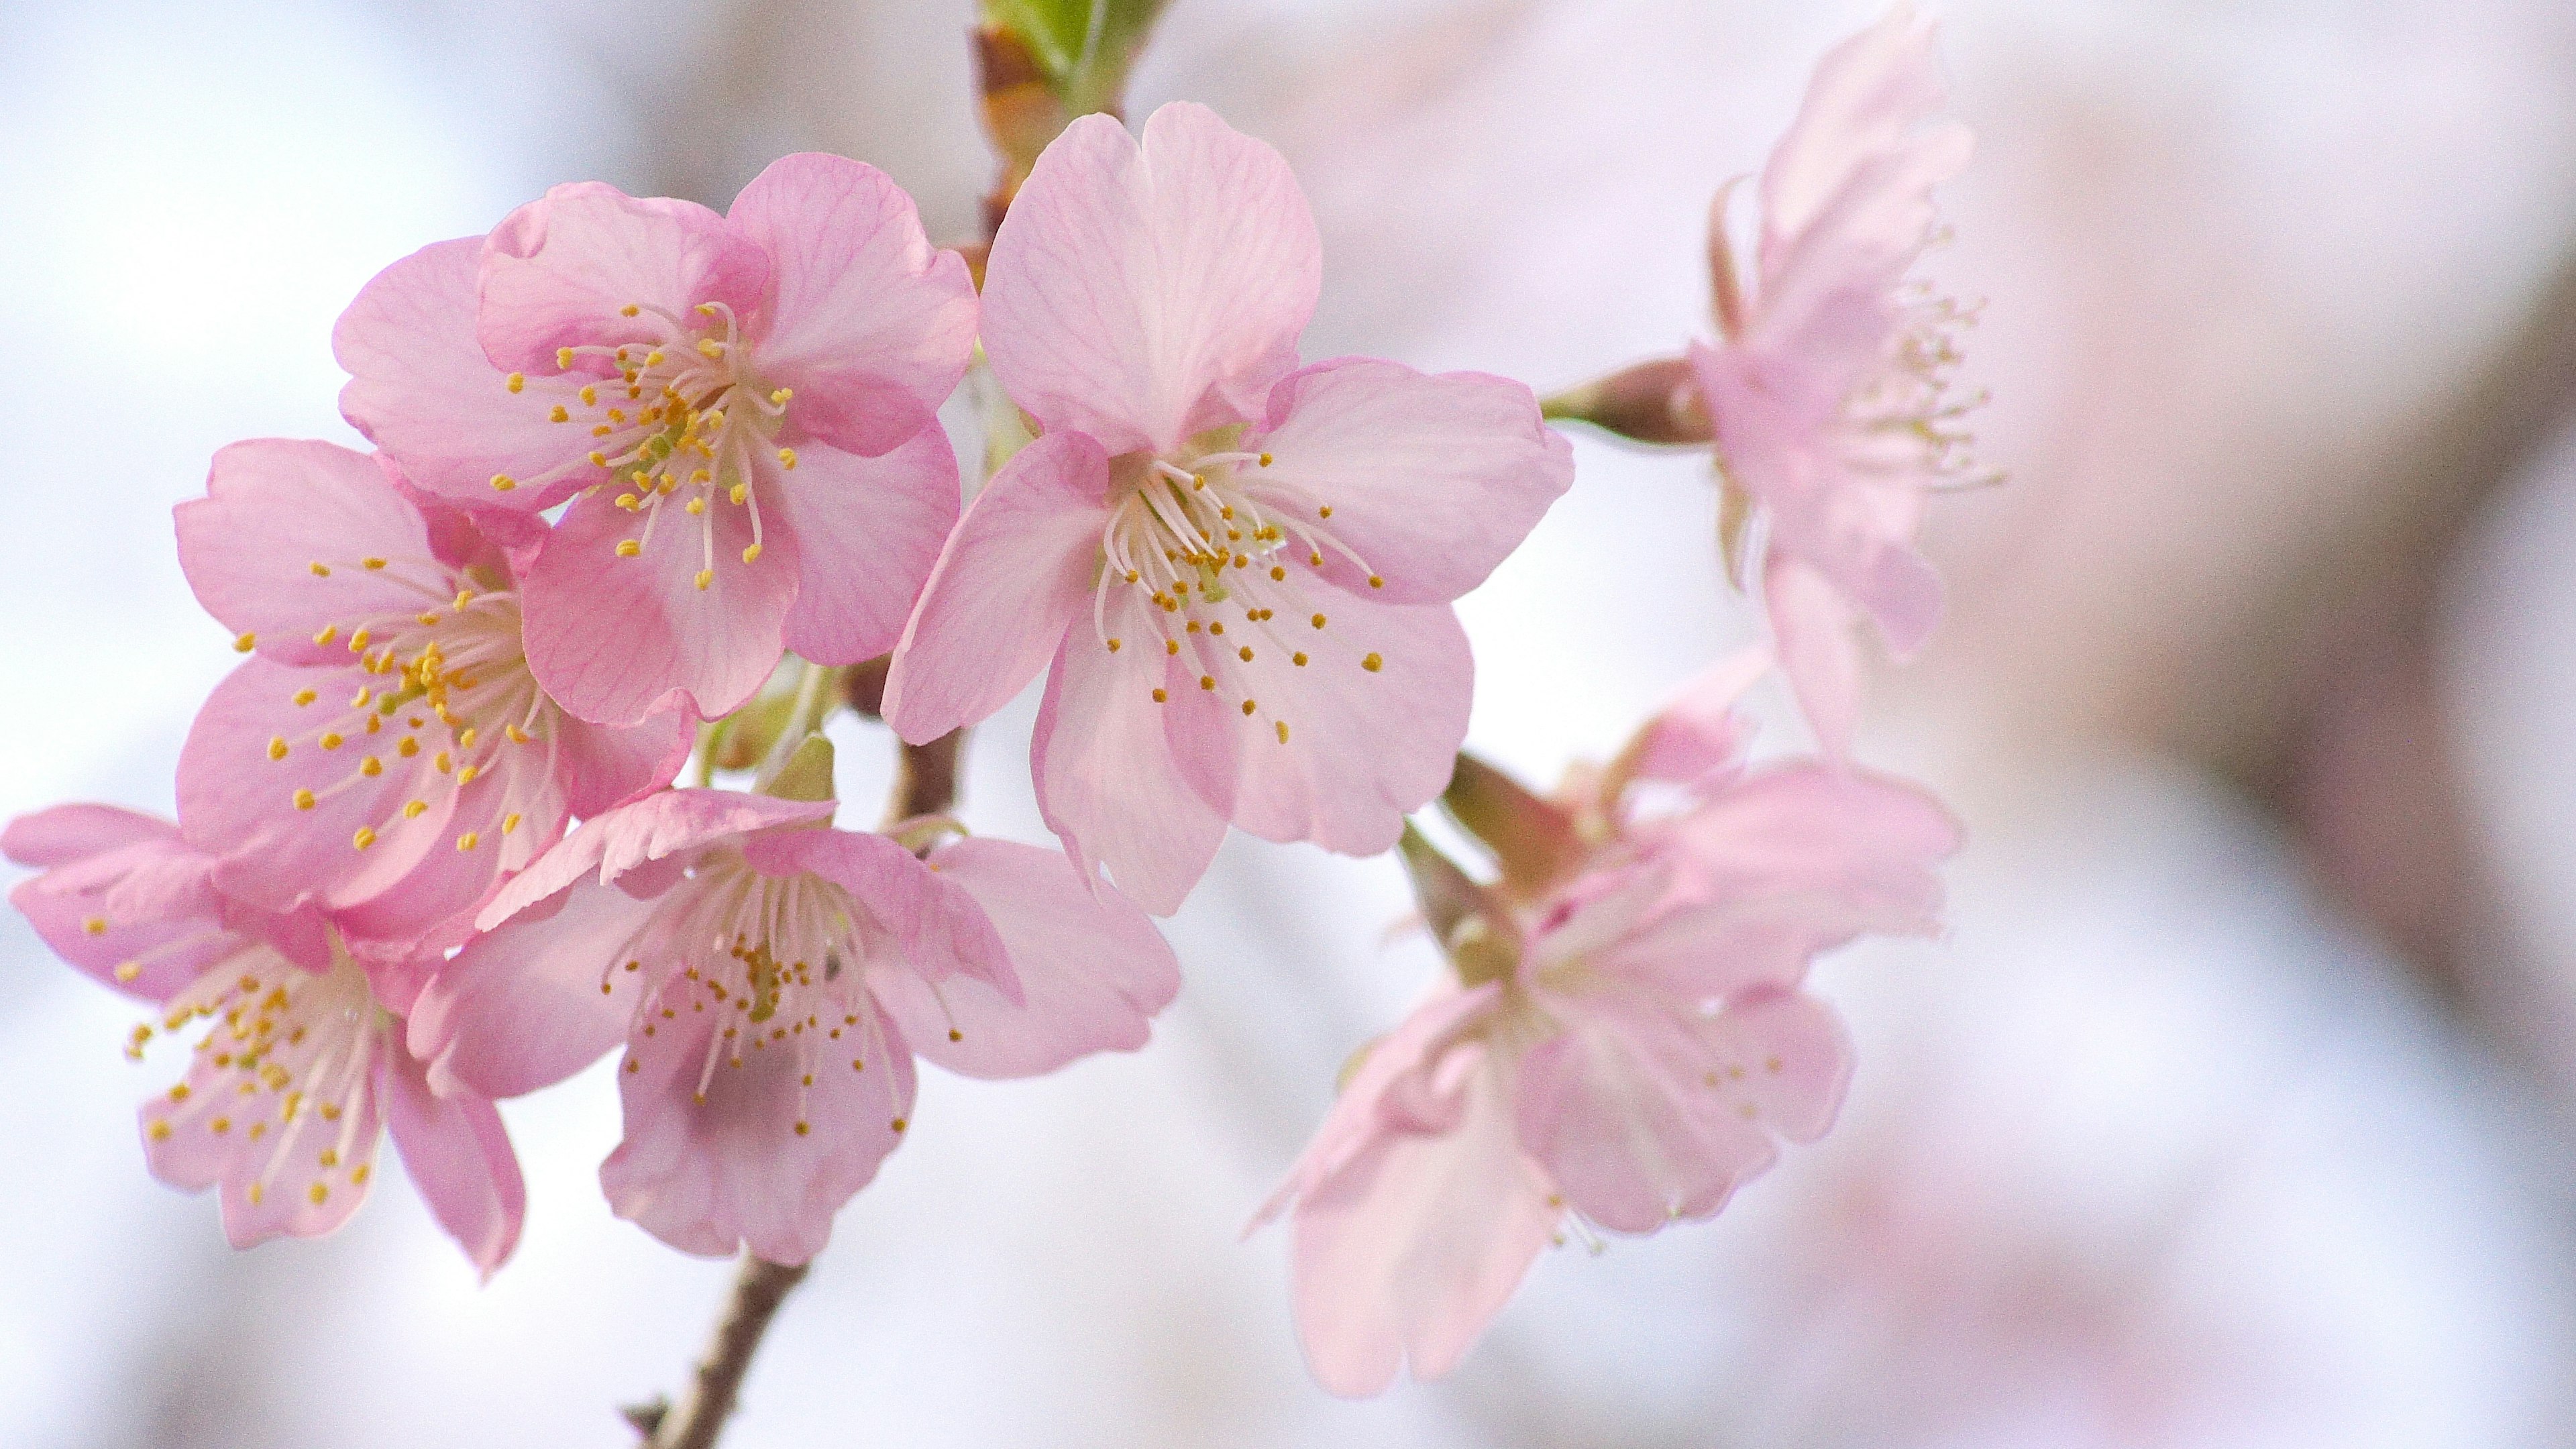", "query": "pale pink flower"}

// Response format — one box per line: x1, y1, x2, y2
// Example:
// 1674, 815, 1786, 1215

175, 440, 690, 954
883, 102, 1572, 914
4, 805, 525, 1275
408, 789, 1179, 1263
1259, 663, 1958, 1395
337, 155, 976, 725
1688, 3, 1978, 754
